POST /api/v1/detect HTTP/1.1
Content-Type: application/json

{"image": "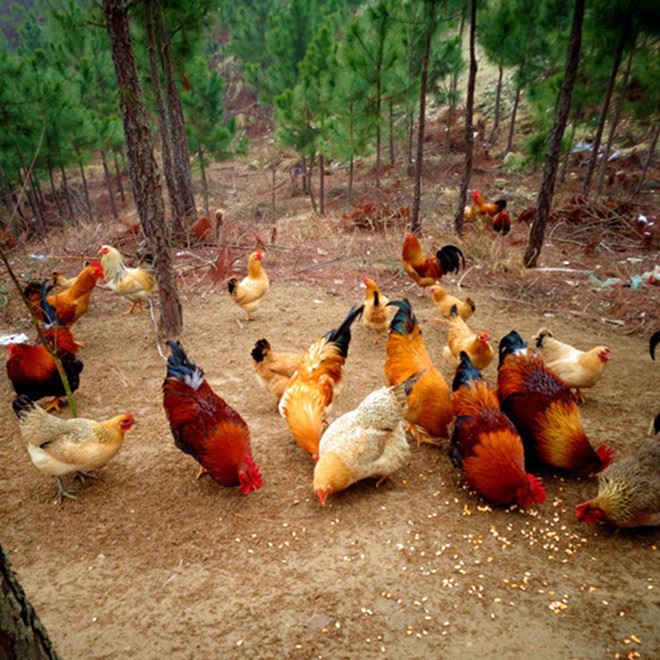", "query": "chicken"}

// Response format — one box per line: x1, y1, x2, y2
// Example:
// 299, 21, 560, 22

429, 285, 475, 321
533, 328, 611, 402
251, 338, 303, 404
576, 437, 660, 528
313, 373, 421, 506
450, 352, 546, 507
492, 209, 511, 235
46, 261, 104, 327
23, 281, 47, 322
401, 233, 464, 288
162, 340, 263, 494
98, 244, 156, 313
279, 305, 363, 458
650, 330, 659, 360
361, 276, 391, 334
227, 249, 269, 320
464, 189, 507, 221
384, 299, 453, 445
442, 305, 494, 371
15, 396, 133, 502
497, 331, 614, 476
7, 284, 83, 413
